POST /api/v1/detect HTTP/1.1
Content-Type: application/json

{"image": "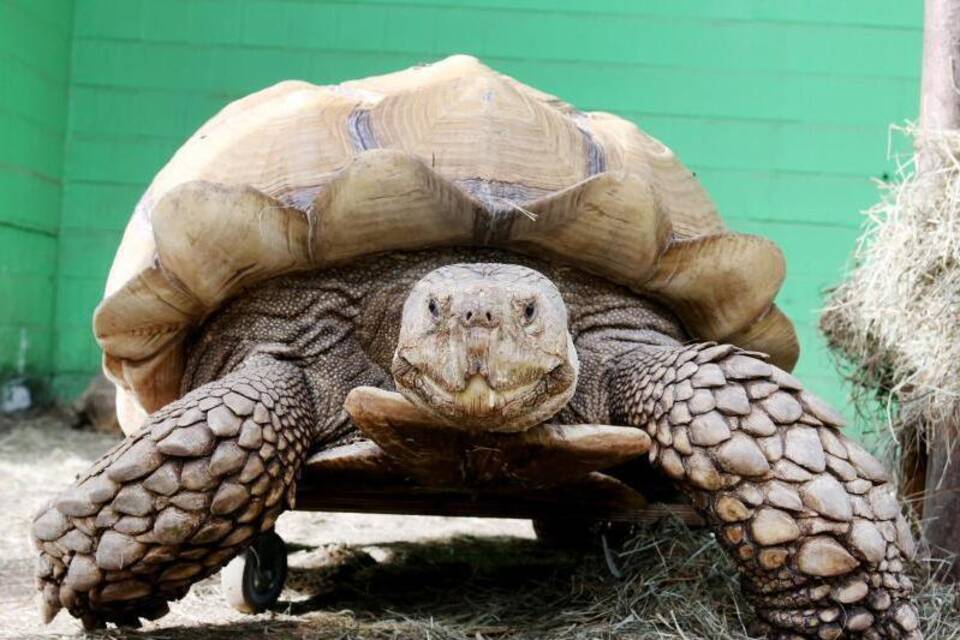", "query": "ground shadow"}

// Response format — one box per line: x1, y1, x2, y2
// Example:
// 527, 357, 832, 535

62, 522, 770, 640
72, 535, 608, 640
280, 535, 599, 629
